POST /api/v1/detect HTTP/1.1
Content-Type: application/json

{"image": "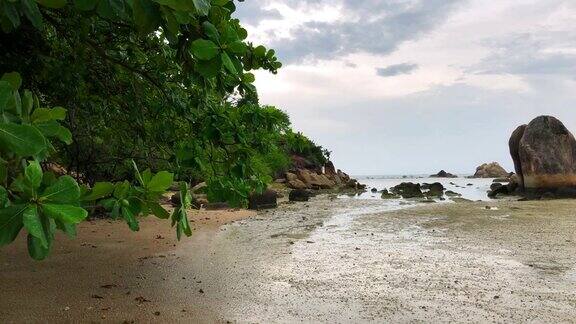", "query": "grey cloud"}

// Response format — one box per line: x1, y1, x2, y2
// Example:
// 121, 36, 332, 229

376, 63, 418, 77
234, 1, 282, 25
474, 33, 576, 76
273, 0, 462, 62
